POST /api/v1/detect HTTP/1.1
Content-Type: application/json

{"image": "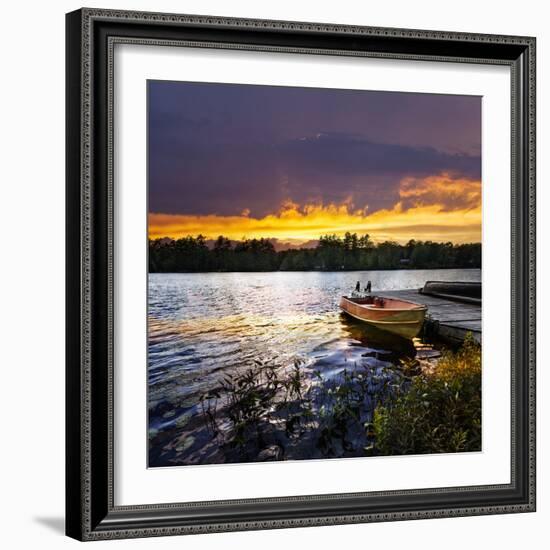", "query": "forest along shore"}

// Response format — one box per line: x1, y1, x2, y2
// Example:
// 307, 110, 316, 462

149, 233, 481, 272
